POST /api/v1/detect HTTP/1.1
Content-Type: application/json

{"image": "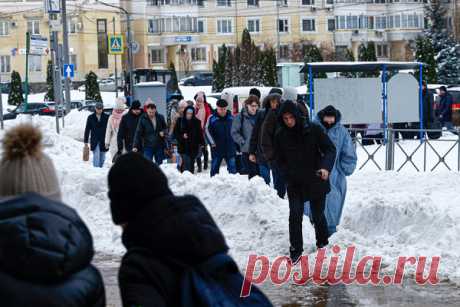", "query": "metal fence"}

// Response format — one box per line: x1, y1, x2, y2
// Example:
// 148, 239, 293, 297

349, 128, 460, 172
